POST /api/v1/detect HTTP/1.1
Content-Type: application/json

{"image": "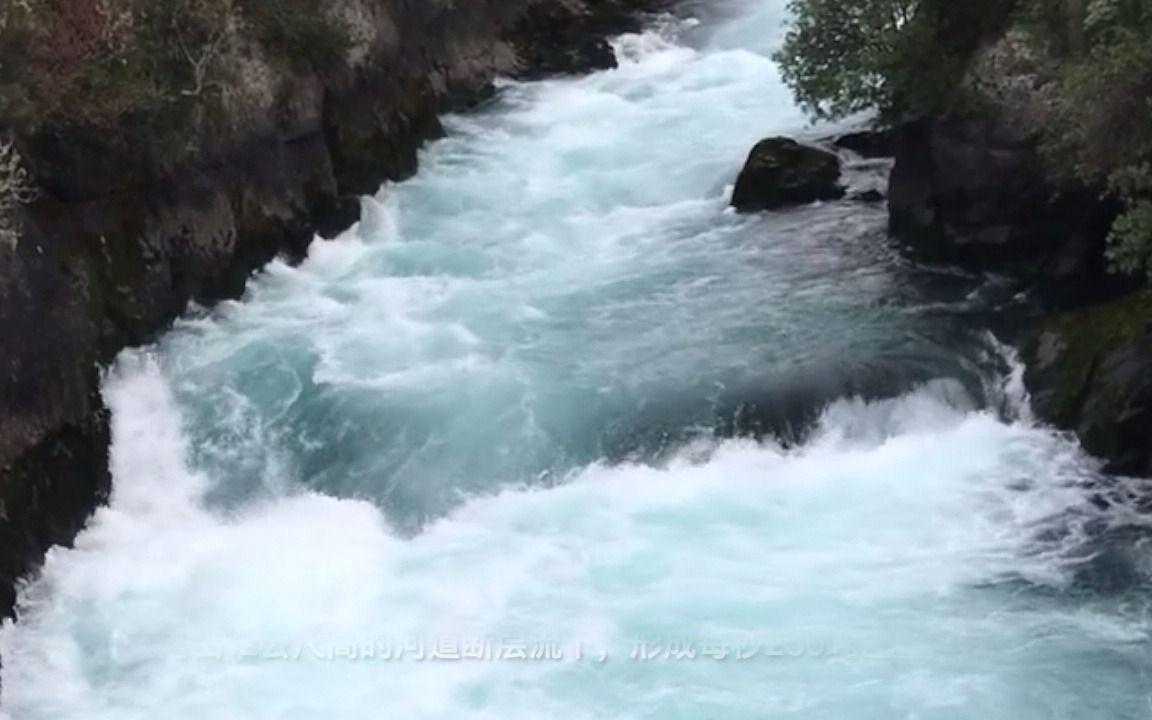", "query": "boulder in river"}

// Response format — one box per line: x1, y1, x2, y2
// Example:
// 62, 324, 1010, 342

731, 137, 845, 212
